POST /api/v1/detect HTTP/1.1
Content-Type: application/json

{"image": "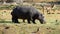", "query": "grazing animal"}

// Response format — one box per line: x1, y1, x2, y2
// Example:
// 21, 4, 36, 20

11, 6, 45, 24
